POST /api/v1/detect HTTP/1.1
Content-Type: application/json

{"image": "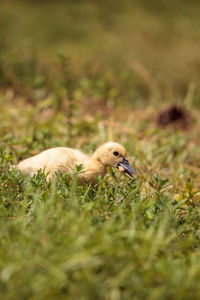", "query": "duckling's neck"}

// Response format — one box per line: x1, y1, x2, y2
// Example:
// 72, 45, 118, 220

78, 153, 107, 183
89, 156, 107, 174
